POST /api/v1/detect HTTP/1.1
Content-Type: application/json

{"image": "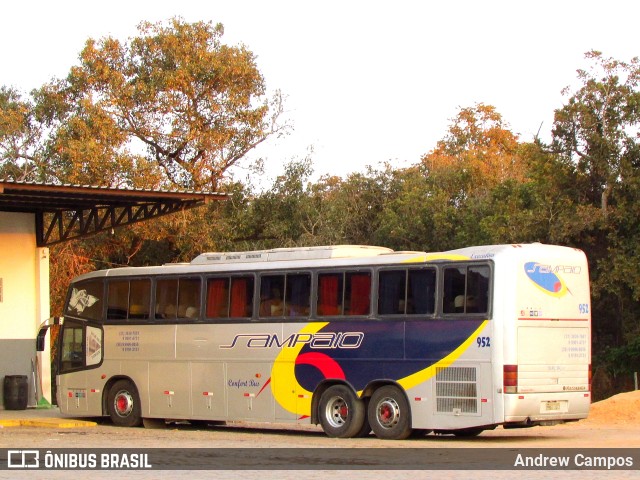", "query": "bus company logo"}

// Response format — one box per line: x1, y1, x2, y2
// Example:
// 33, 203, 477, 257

68, 288, 99, 314
524, 262, 580, 298
220, 332, 364, 349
